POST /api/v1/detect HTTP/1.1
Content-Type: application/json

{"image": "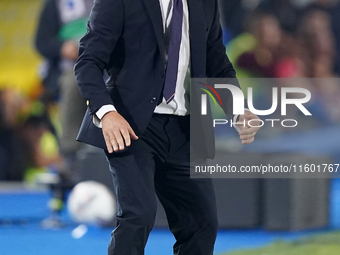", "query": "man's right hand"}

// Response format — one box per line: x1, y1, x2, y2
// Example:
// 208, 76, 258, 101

101, 111, 138, 153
